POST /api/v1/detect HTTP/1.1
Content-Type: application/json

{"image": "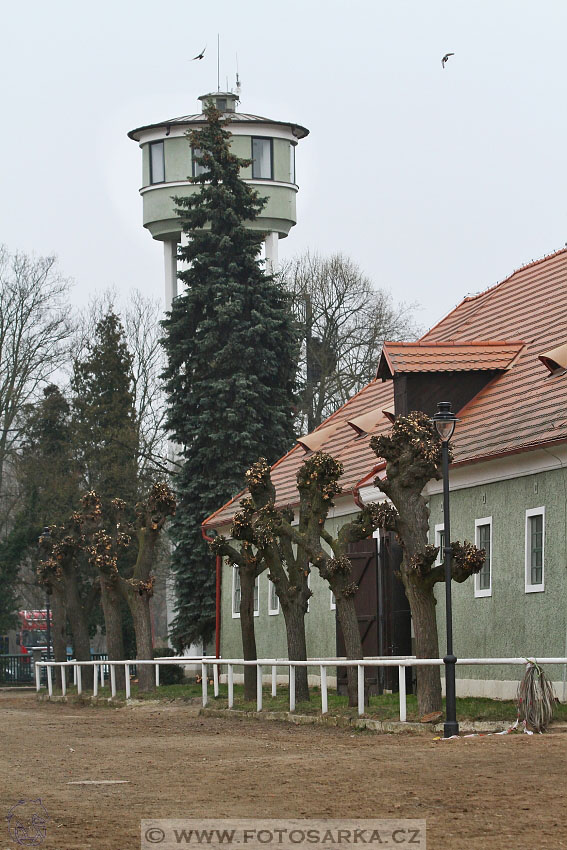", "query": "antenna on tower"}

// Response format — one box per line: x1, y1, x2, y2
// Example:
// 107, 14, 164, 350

235, 52, 241, 101
217, 34, 220, 91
